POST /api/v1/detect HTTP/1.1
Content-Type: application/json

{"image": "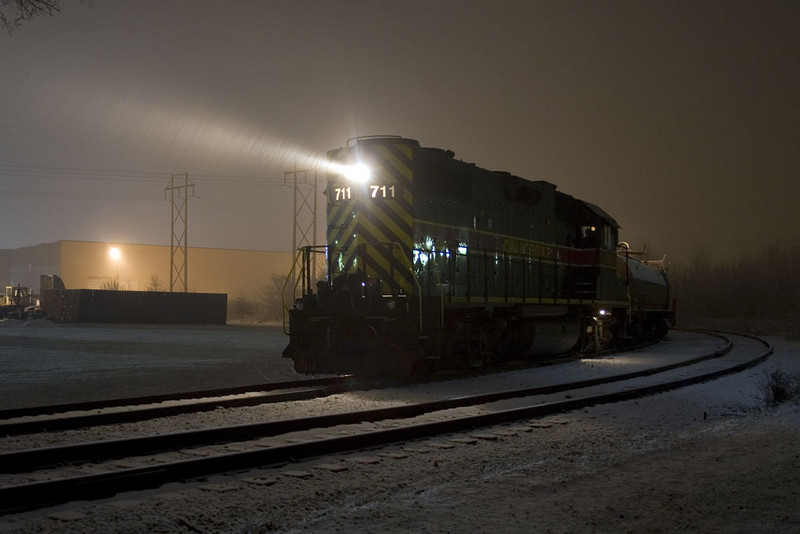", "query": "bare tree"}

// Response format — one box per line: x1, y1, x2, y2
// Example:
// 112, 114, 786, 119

258, 273, 294, 323
146, 274, 163, 292
100, 276, 120, 290
1, 0, 88, 32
